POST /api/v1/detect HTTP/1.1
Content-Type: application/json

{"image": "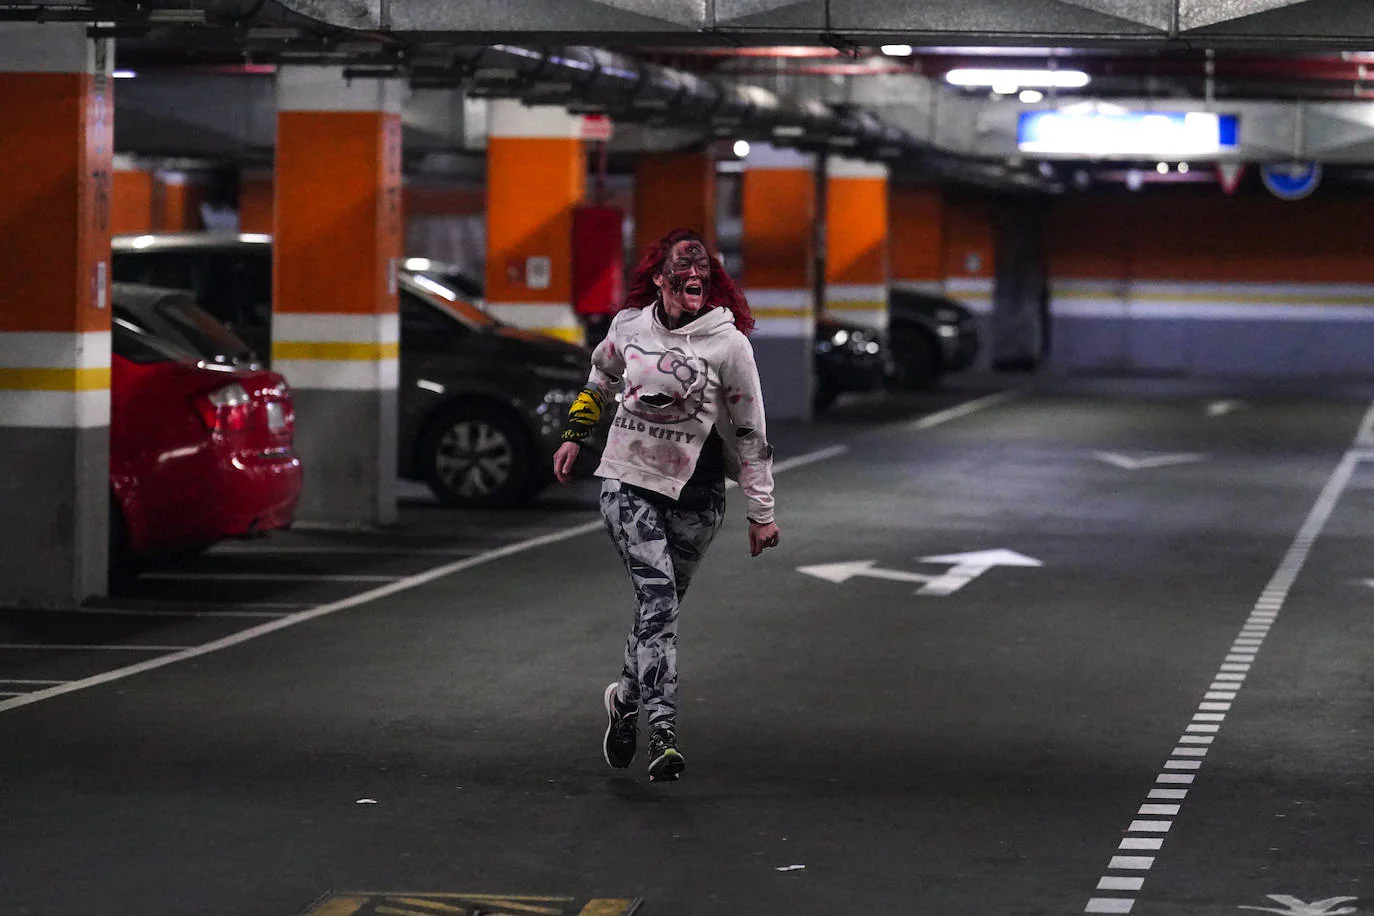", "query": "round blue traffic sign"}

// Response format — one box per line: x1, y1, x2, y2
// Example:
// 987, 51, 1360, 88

1260, 161, 1322, 200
